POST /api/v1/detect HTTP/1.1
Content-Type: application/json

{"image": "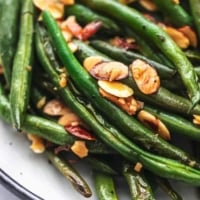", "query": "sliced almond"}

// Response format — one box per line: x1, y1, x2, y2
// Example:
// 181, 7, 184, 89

71, 141, 88, 158
130, 59, 160, 95
98, 80, 133, 98
43, 99, 72, 116
60, 0, 74, 5
83, 56, 104, 72
27, 134, 45, 154
137, 110, 171, 141
33, 0, 64, 19
178, 26, 198, 48
139, 0, 158, 11
163, 26, 190, 49
172, 0, 179, 4
61, 29, 73, 42
36, 96, 47, 109
90, 61, 128, 81
193, 115, 200, 125
99, 88, 142, 115
58, 112, 82, 126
